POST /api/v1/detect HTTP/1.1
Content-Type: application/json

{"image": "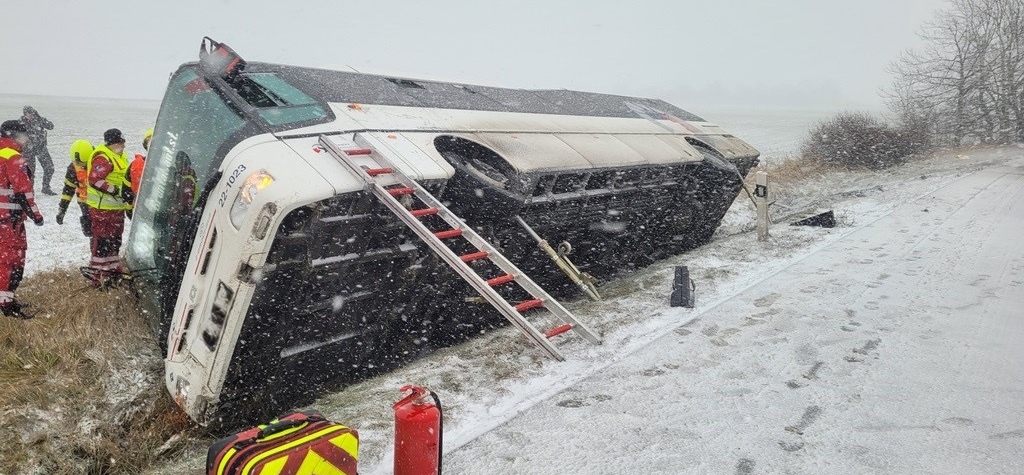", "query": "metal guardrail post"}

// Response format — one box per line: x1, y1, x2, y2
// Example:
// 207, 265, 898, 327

755, 171, 770, 241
